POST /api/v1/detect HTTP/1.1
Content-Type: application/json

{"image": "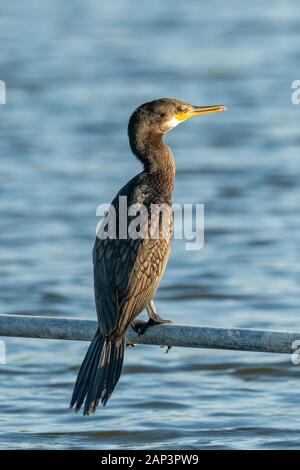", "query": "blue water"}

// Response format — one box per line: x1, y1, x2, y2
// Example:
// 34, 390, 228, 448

1, 0, 300, 449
